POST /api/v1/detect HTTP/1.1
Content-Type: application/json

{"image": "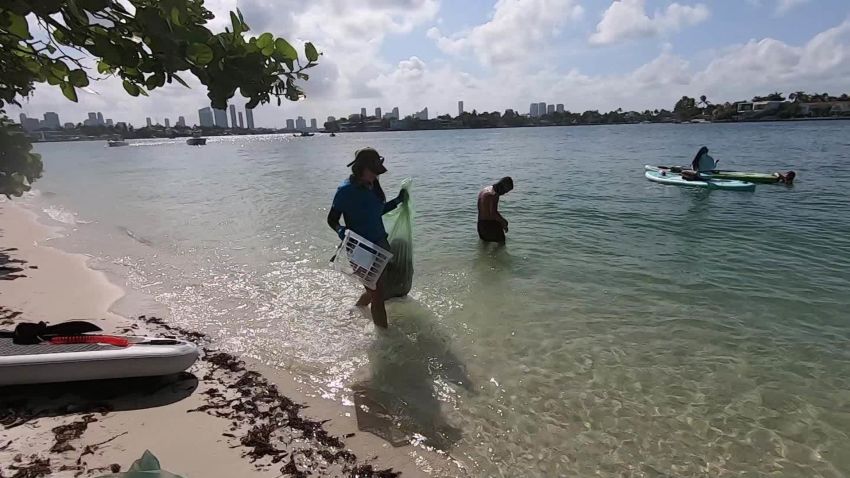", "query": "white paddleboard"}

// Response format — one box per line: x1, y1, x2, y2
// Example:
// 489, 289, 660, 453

0, 336, 199, 386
